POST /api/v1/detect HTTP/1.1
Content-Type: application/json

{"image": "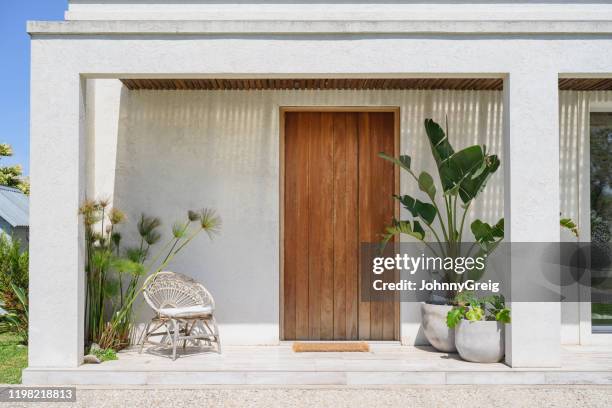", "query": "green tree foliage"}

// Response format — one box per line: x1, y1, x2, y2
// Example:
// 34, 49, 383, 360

0, 144, 29, 194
